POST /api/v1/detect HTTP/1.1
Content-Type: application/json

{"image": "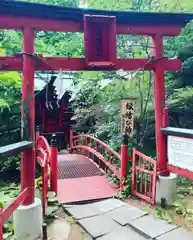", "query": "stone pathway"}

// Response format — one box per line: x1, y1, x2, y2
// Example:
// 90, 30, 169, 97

47, 218, 92, 240
63, 198, 193, 240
